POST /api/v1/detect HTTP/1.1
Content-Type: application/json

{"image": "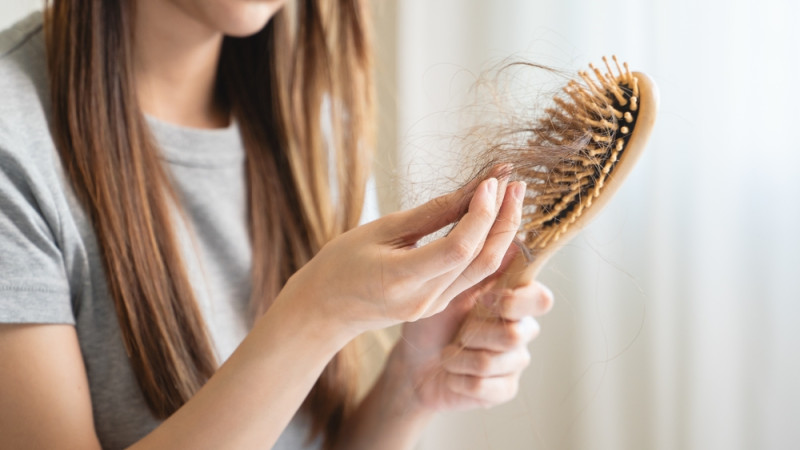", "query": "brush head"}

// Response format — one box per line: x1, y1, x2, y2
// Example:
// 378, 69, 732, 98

501, 56, 659, 285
